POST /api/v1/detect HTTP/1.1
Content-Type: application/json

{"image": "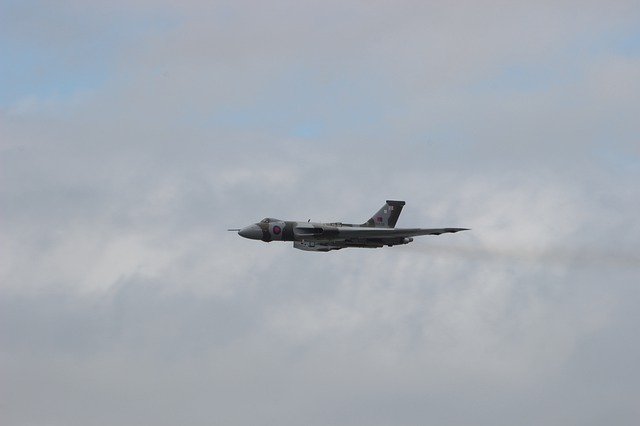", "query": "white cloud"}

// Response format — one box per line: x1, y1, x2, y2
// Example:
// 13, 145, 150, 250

2, 1, 640, 425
